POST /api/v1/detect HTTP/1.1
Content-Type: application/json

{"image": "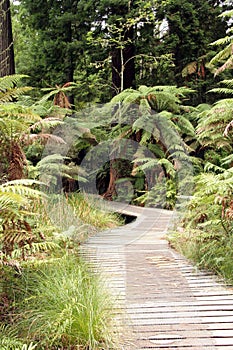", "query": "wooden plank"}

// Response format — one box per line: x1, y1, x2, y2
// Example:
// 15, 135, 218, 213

128, 305, 233, 313
124, 316, 233, 325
